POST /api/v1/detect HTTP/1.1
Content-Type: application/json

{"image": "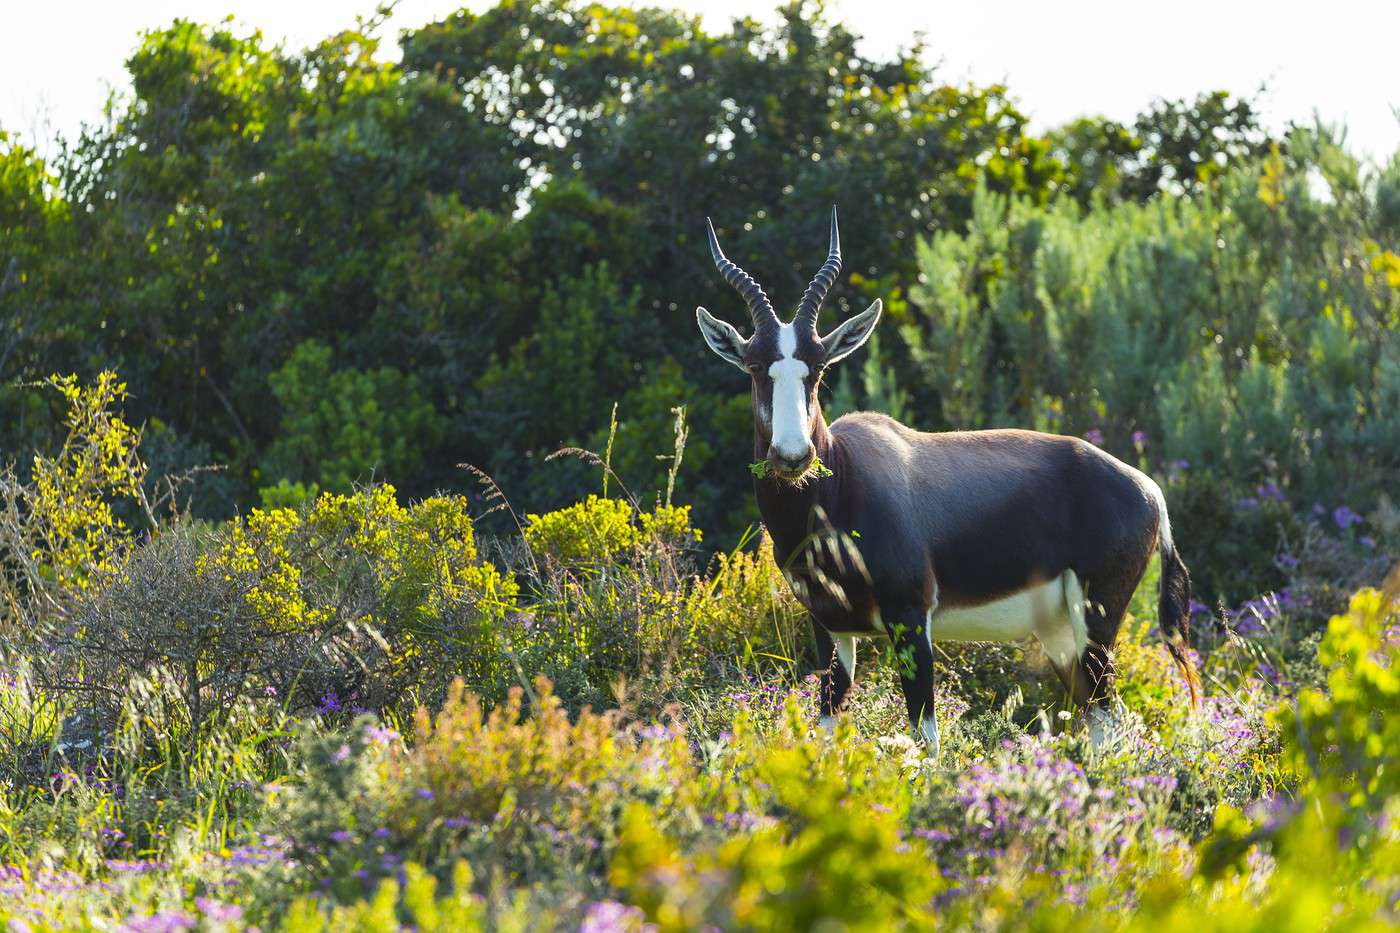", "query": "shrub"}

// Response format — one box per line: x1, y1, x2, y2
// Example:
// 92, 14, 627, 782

269, 677, 691, 906
904, 140, 1400, 602
506, 498, 799, 714
0, 373, 150, 619
37, 486, 516, 746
